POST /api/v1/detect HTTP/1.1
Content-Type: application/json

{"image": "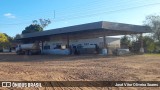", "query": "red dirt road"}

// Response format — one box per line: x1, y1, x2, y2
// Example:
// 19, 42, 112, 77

0, 53, 159, 90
